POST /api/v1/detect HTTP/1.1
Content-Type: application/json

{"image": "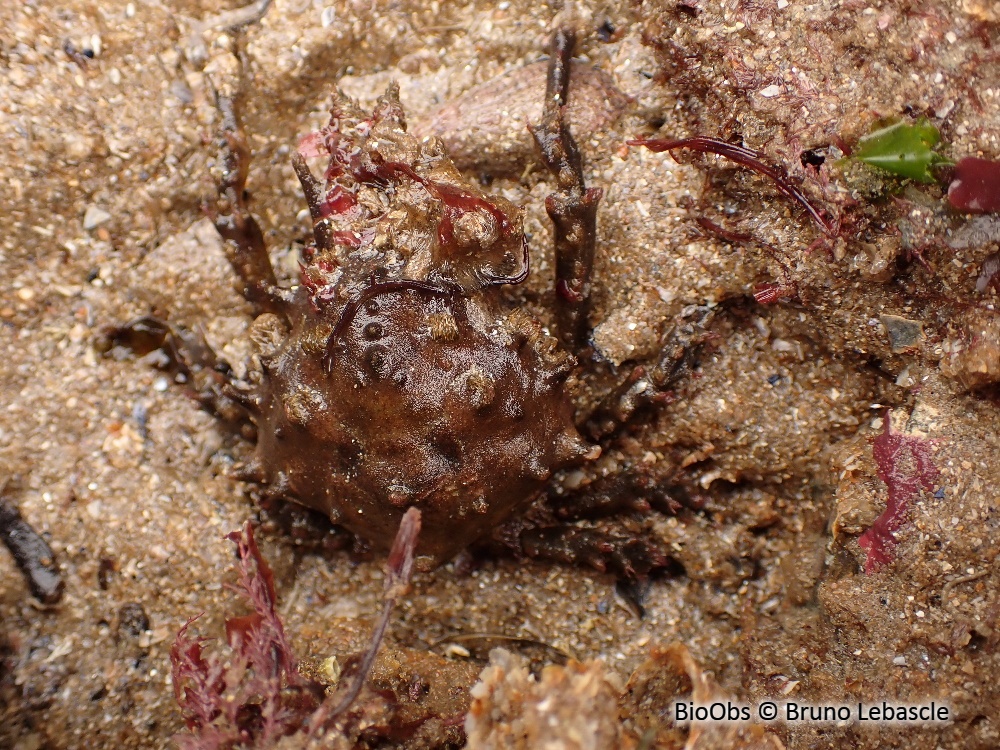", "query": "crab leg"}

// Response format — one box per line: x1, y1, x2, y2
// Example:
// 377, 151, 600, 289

546, 469, 683, 520
529, 28, 603, 353
519, 526, 673, 583
584, 305, 716, 440
212, 96, 292, 317
100, 316, 254, 426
